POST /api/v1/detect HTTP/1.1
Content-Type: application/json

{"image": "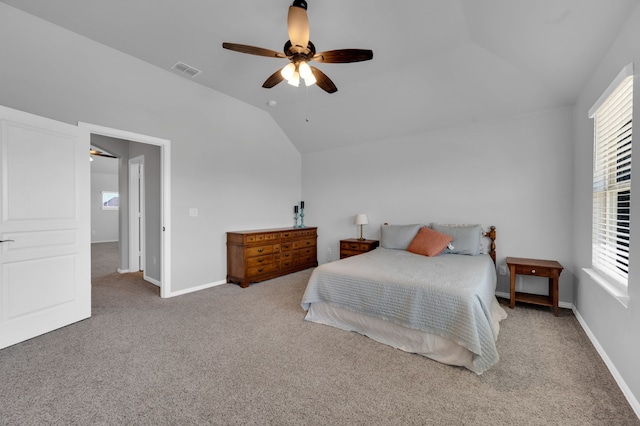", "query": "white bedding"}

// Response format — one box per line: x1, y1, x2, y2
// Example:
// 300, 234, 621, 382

301, 248, 507, 374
